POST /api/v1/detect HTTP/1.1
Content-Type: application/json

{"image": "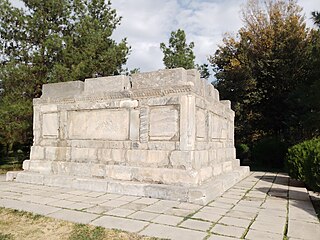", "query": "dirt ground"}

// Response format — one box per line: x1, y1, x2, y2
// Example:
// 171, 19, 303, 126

0, 208, 158, 240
